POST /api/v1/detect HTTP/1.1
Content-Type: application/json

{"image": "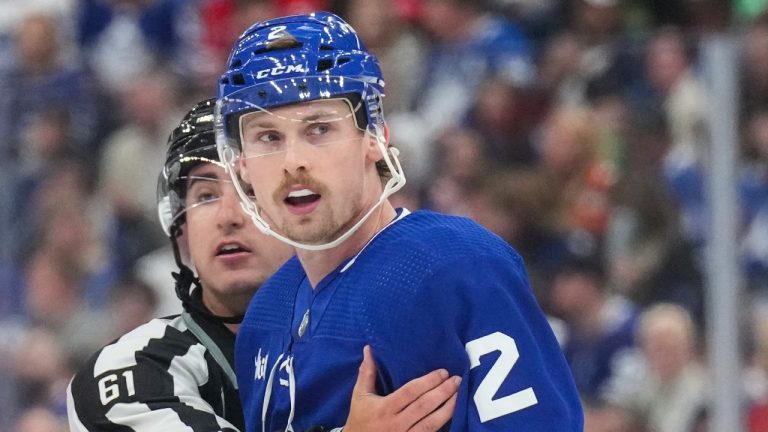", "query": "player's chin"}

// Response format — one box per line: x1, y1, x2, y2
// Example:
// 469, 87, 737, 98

284, 225, 335, 245
220, 275, 261, 297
